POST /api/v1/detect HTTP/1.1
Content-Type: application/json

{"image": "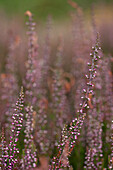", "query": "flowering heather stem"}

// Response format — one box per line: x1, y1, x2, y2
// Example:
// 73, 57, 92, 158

21, 106, 37, 169
0, 127, 8, 169
84, 59, 103, 169
24, 11, 40, 106
84, 109, 103, 169
108, 120, 113, 169
24, 11, 49, 155
50, 34, 101, 169
8, 87, 24, 169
